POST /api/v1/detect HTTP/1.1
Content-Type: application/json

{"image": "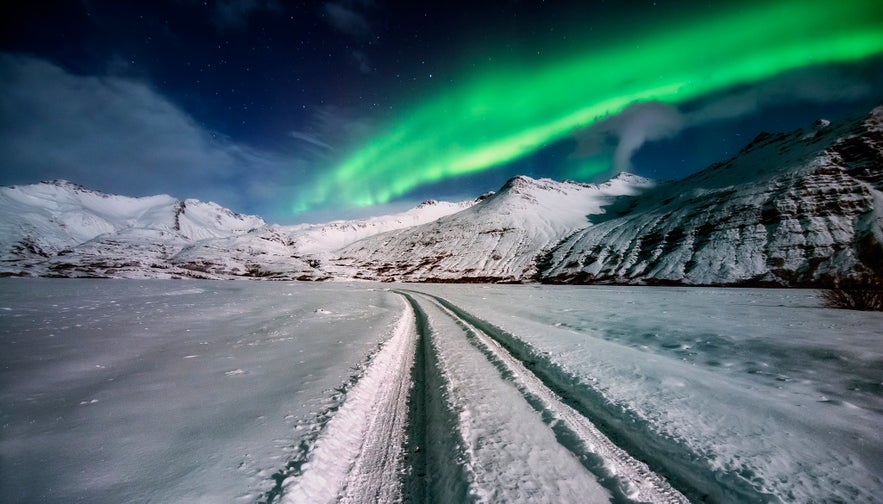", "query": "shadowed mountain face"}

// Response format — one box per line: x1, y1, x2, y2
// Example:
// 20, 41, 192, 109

537, 107, 883, 286
1, 107, 880, 286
